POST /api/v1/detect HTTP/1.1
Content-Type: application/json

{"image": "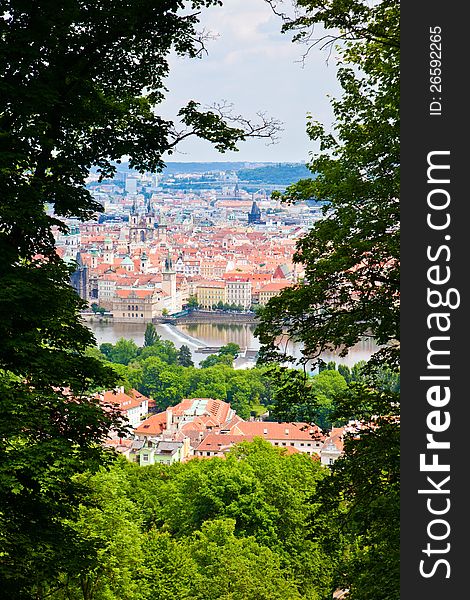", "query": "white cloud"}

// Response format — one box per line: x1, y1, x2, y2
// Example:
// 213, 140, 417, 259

159, 0, 341, 162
